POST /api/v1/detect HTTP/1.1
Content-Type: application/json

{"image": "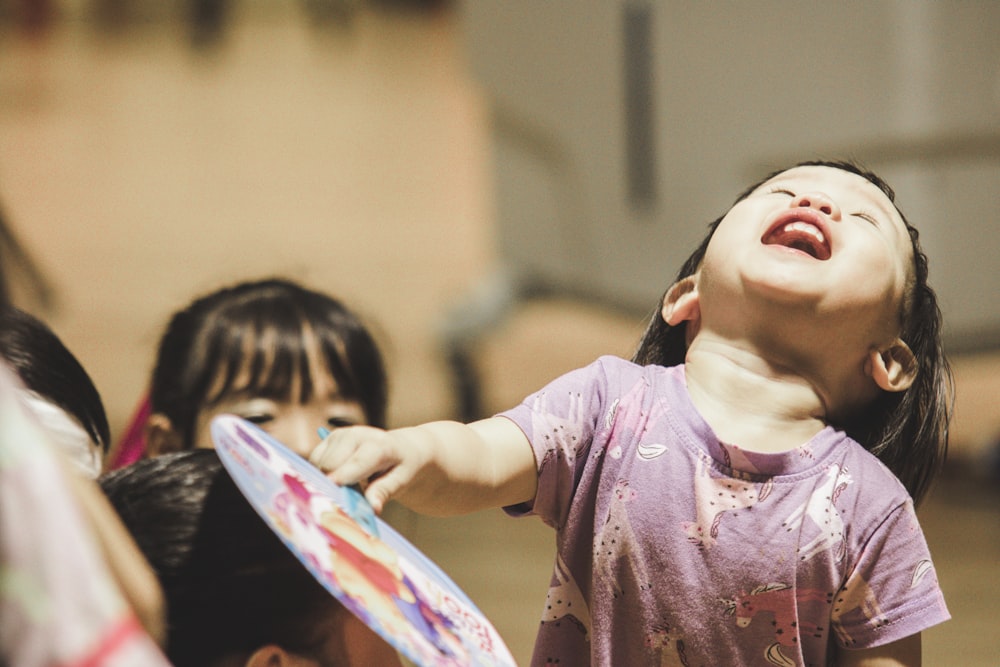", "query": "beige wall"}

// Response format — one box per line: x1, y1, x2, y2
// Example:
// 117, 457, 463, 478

2, 4, 996, 465
2, 8, 495, 435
